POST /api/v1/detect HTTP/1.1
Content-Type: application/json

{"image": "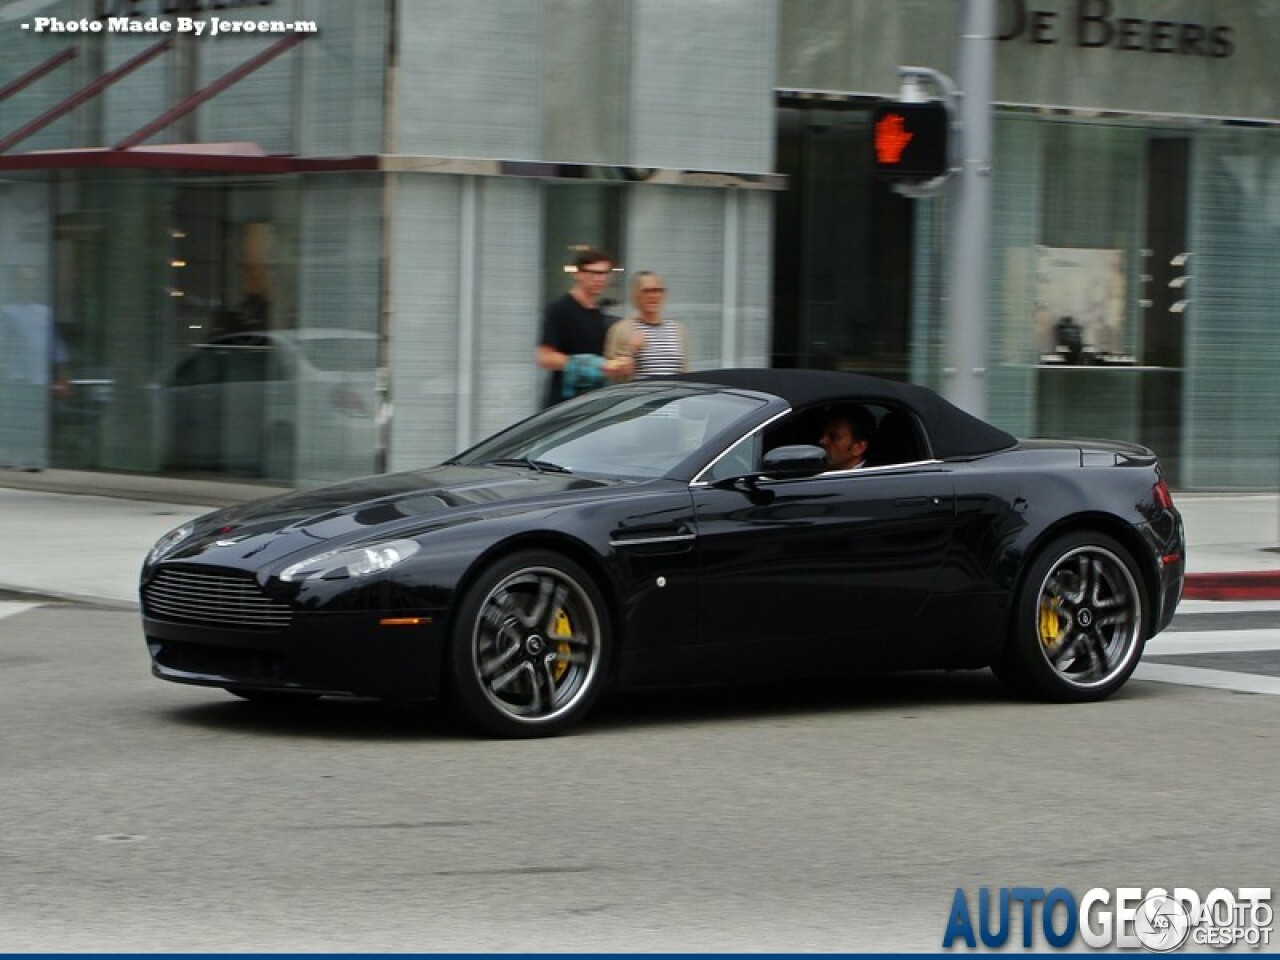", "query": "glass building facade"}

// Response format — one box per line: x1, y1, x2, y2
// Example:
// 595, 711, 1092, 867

2, 0, 1277, 491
